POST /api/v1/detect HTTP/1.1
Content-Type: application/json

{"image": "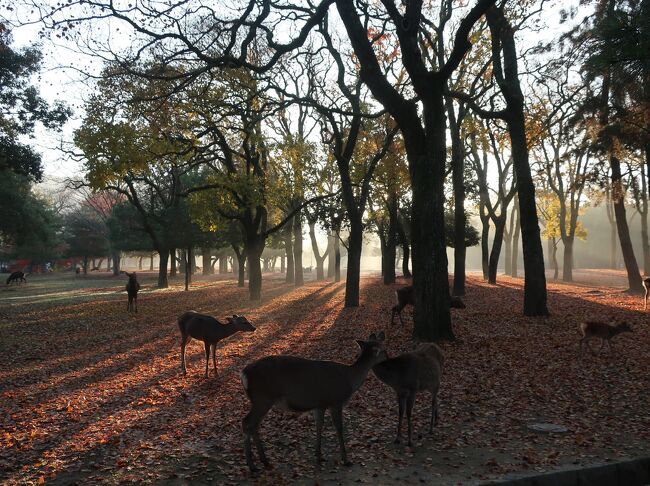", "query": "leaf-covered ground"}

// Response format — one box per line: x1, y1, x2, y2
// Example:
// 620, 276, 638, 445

1, 271, 649, 485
